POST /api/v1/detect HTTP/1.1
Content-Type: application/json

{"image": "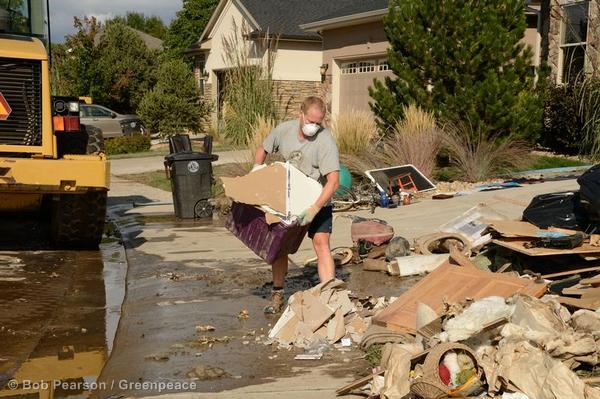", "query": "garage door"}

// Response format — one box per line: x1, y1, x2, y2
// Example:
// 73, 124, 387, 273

339, 59, 395, 113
